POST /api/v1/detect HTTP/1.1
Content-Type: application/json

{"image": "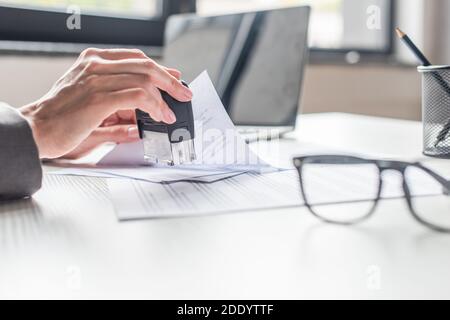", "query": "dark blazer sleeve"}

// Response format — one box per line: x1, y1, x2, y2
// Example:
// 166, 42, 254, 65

0, 102, 42, 200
